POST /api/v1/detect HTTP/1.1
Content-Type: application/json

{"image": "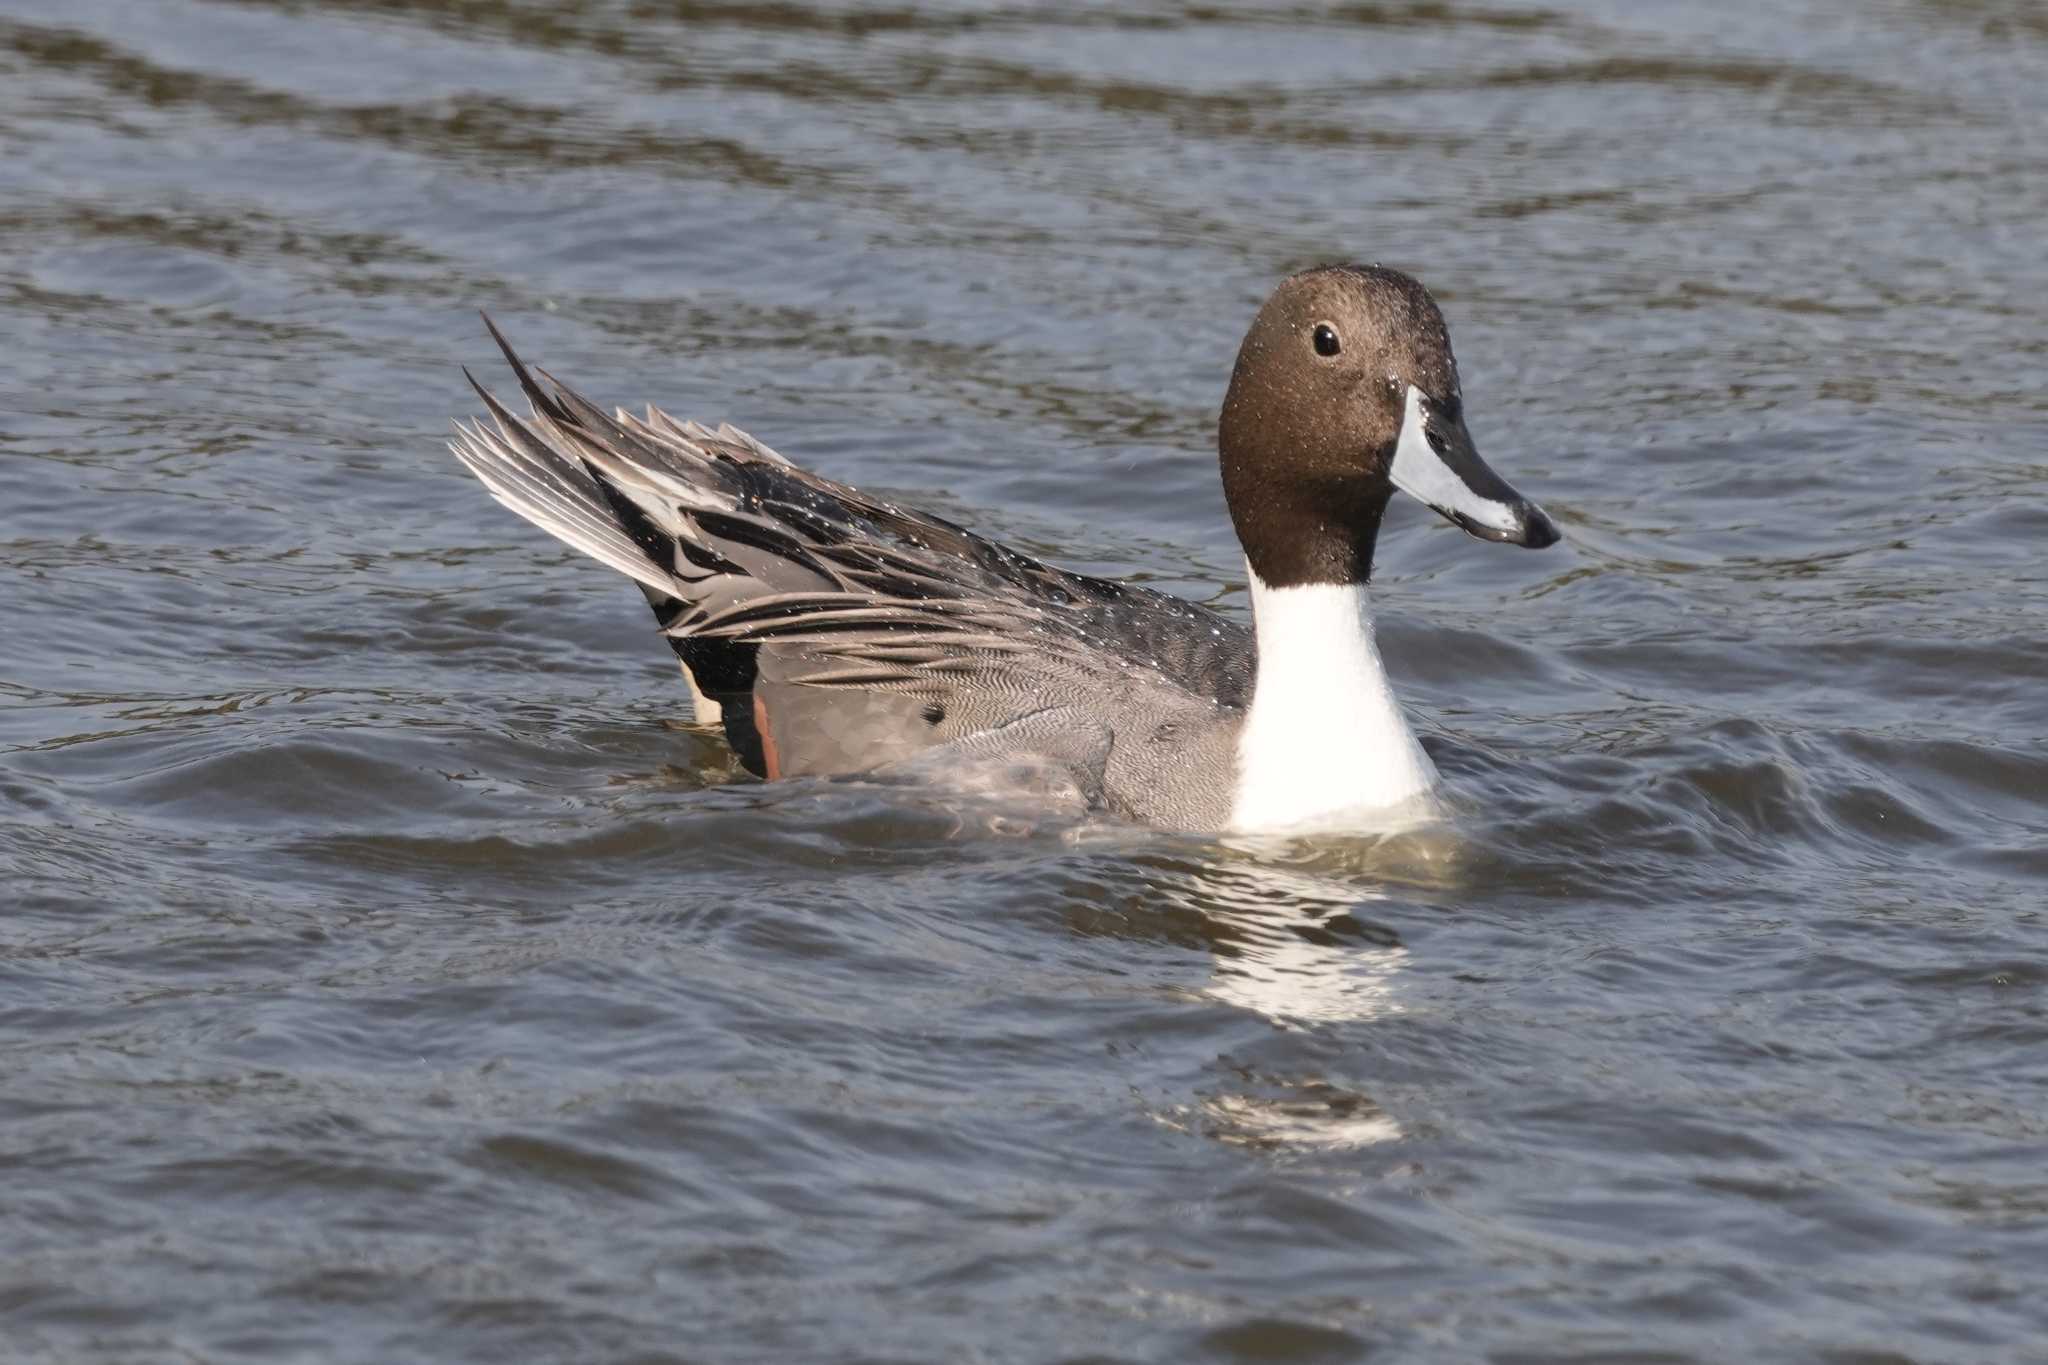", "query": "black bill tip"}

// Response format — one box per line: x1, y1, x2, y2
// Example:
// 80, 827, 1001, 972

1518, 503, 1561, 549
